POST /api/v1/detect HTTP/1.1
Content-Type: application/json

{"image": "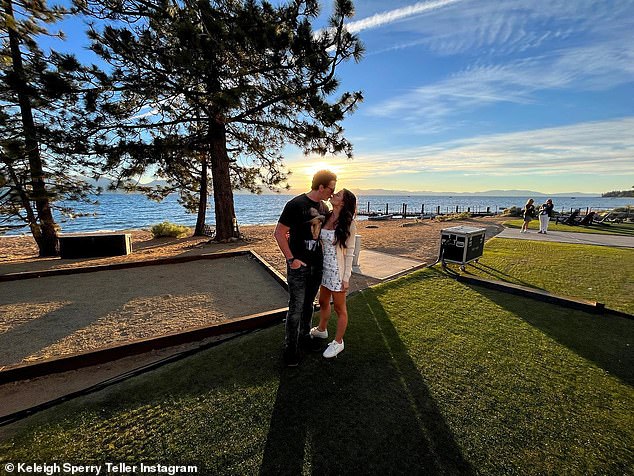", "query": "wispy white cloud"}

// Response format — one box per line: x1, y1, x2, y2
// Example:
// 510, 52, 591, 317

367, 38, 634, 131
351, 1, 631, 133
326, 118, 634, 179
362, 0, 634, 57
345, 0, 464, 34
